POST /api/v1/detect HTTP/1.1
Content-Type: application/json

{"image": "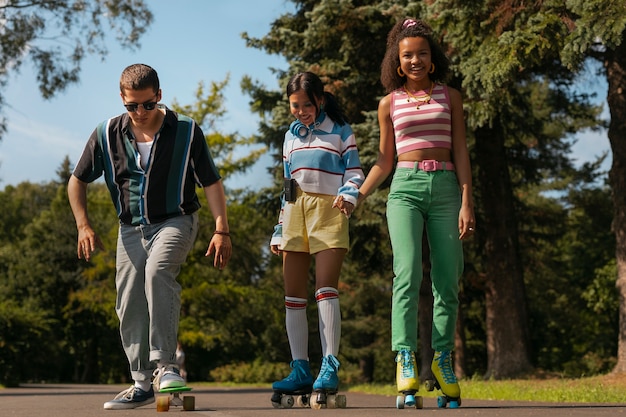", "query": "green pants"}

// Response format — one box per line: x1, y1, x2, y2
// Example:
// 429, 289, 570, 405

386, 167, 463, 352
